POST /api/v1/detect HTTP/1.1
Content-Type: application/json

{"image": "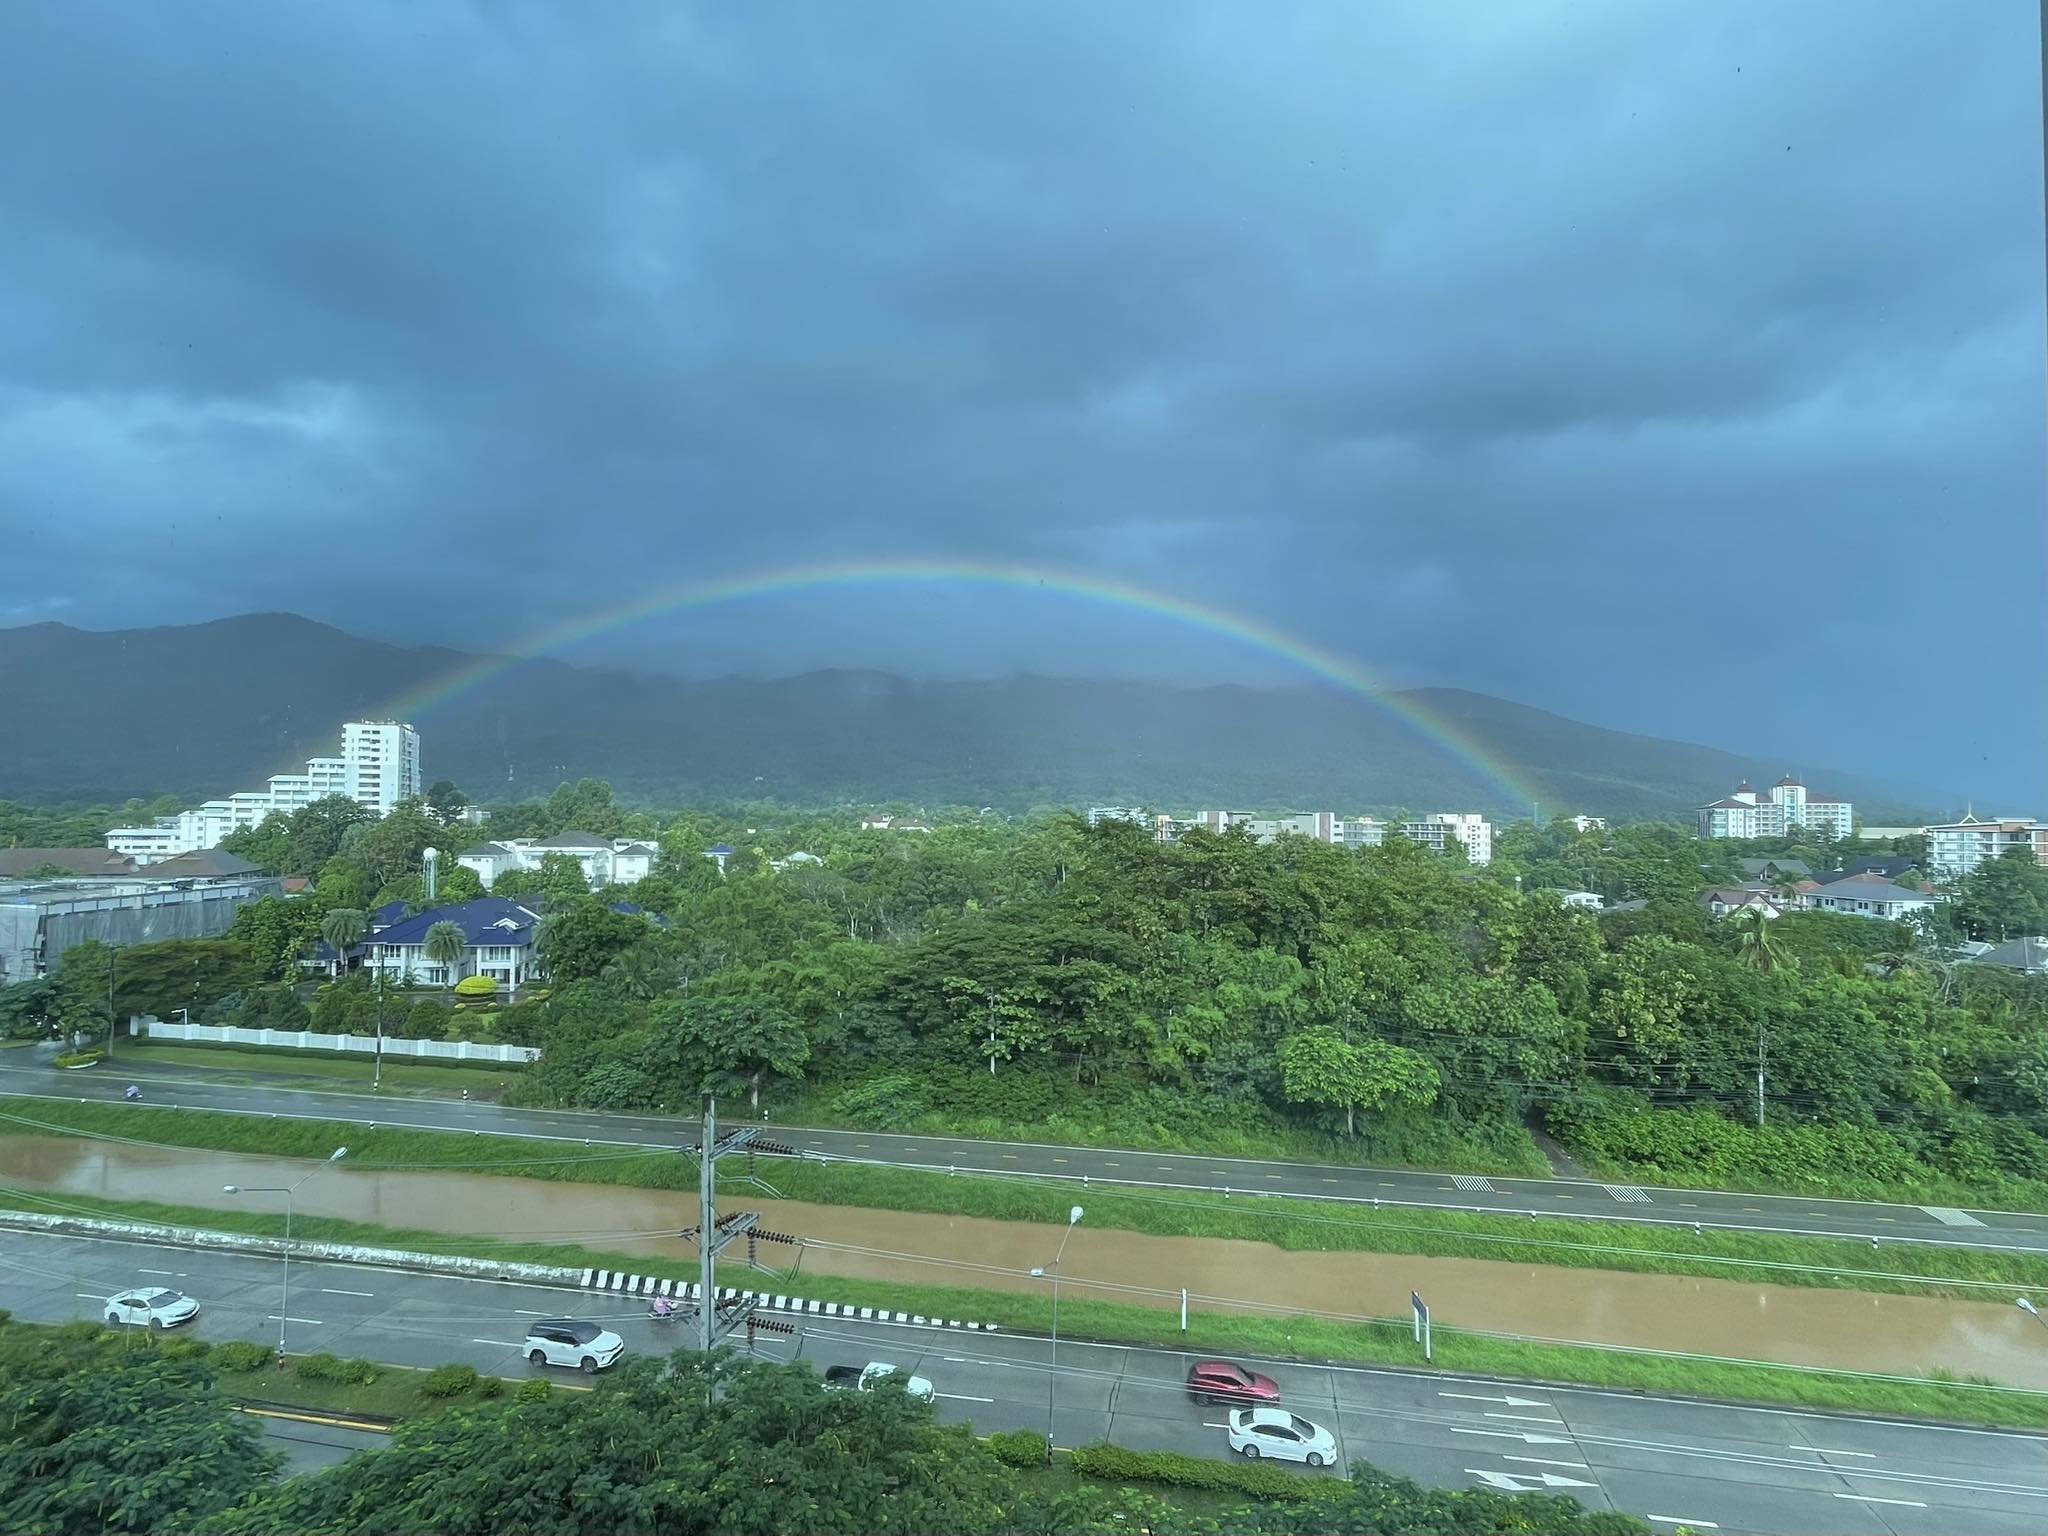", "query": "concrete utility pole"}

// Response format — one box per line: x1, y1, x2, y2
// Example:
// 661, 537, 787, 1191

685, 1096, 799, 1356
